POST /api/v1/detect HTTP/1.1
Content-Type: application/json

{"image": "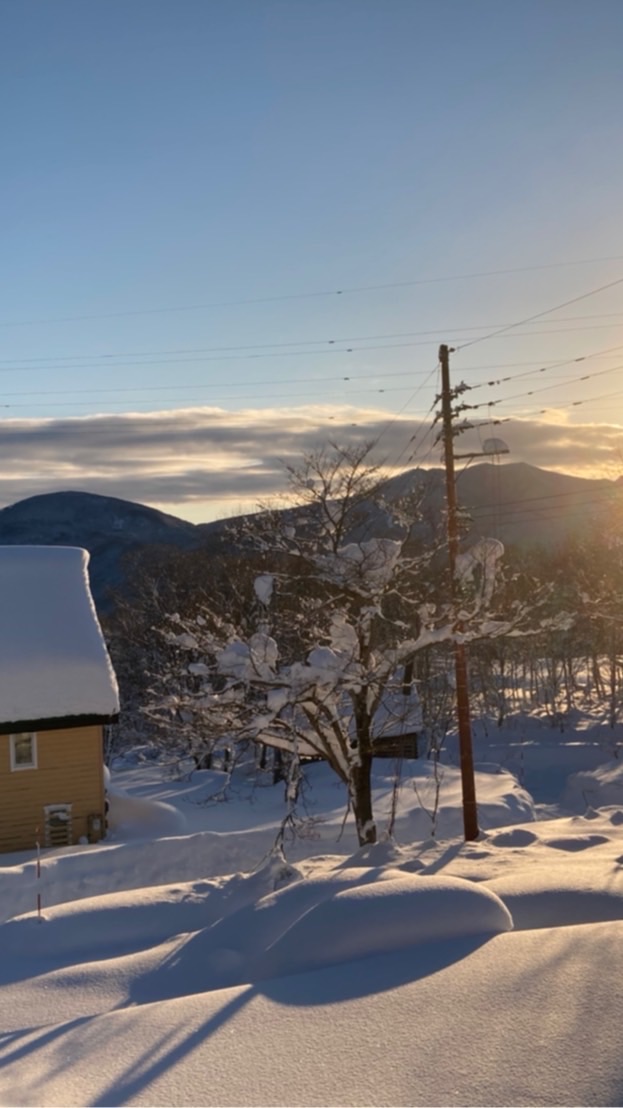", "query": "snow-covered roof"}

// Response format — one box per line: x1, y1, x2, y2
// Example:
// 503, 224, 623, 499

0, 546, 119, 731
